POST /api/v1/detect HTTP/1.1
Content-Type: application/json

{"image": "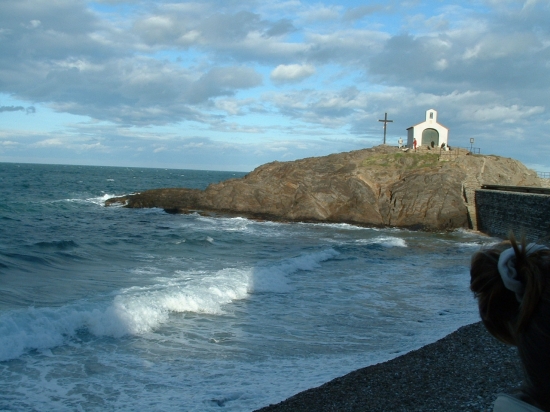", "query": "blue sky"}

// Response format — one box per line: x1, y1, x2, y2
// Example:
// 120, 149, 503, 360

1, 0, 549, 172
